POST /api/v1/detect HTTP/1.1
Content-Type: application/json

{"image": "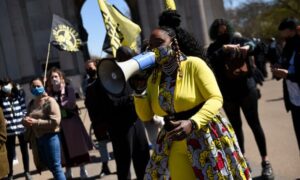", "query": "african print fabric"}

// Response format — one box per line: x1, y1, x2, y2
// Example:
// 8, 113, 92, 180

144, 114, 251, 180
